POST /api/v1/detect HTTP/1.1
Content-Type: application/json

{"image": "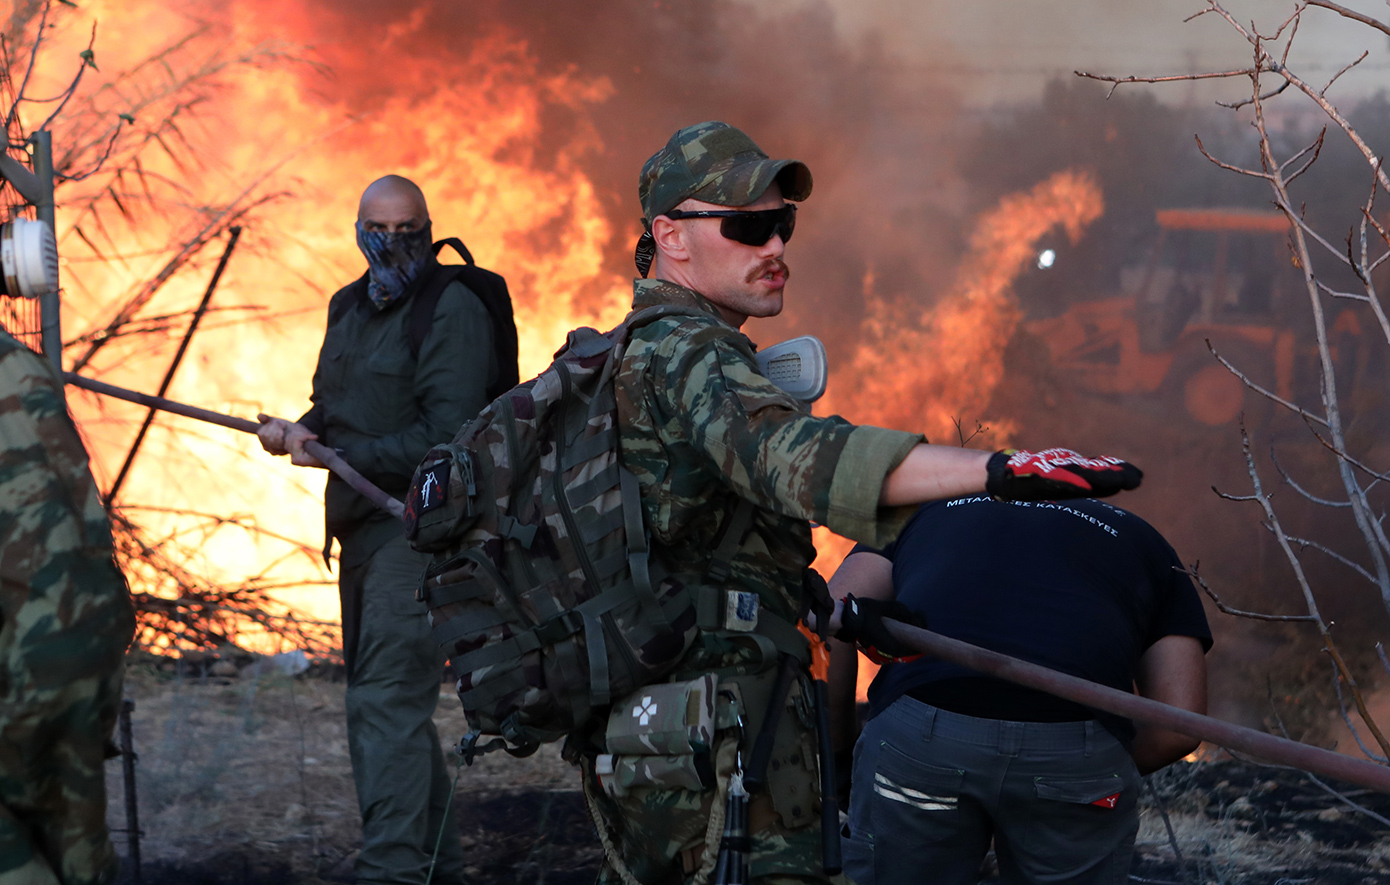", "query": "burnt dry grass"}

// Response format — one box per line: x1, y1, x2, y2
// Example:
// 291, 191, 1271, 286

108, 665, 1390, 884
1119, 758, 1390, 885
